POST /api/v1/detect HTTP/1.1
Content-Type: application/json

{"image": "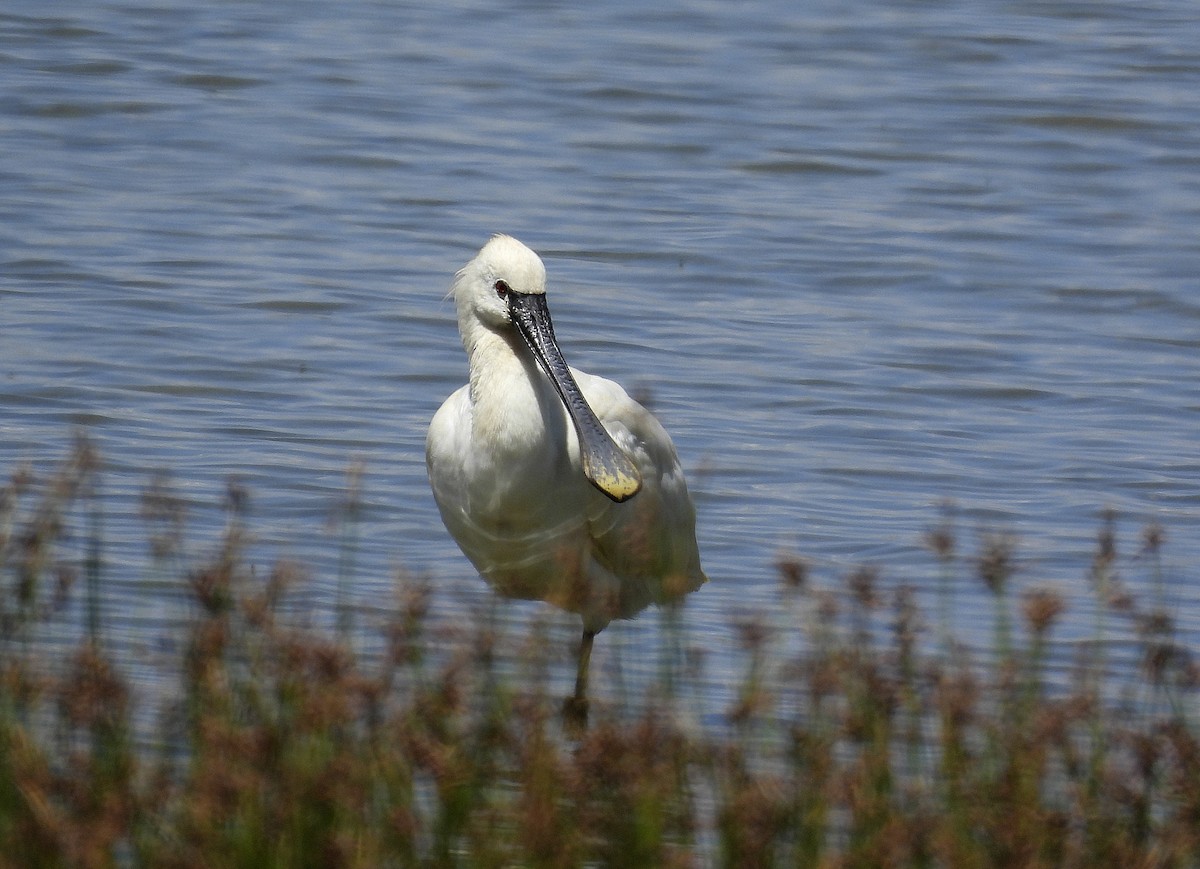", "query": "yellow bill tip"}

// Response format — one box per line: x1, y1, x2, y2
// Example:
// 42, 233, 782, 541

592, 468, 642, 503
